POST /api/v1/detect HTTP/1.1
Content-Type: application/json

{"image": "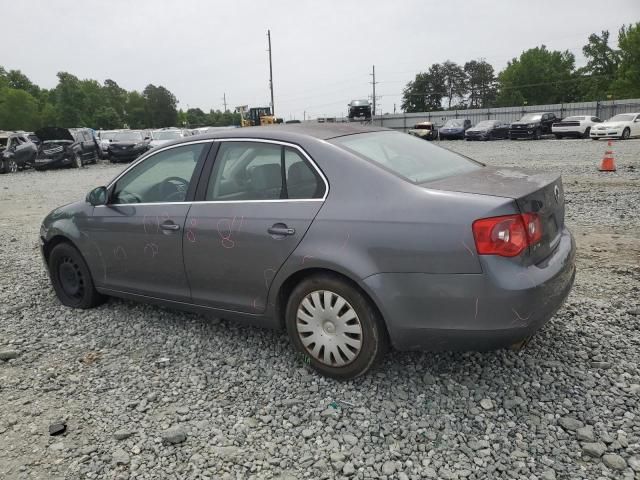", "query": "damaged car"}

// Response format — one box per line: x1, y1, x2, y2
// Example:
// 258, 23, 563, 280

108, 130, 151, 163
34, 127, 100, 171
1, 131, 38, 174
